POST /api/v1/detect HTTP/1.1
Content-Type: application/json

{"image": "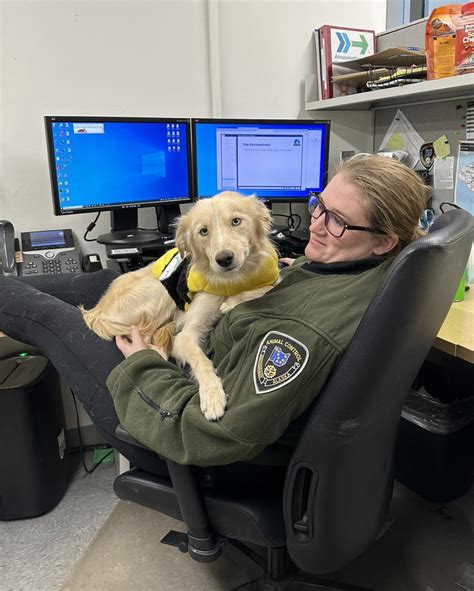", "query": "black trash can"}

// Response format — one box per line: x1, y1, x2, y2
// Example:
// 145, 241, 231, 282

395, 387, 474, 502
0, 353, 71, 520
